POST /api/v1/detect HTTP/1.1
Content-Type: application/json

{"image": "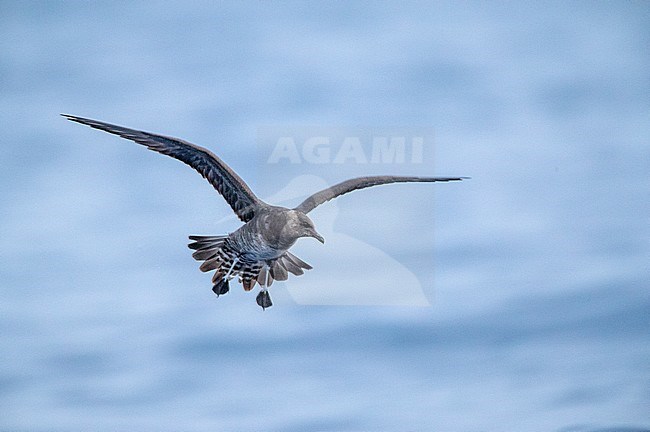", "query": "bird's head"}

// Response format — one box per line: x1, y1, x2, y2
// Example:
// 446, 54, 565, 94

285, 210, 325, 244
